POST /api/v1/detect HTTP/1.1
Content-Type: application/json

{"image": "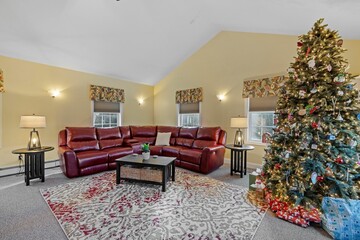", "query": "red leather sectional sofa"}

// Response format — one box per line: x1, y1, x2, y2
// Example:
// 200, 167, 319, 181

58, 126, 227, 178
